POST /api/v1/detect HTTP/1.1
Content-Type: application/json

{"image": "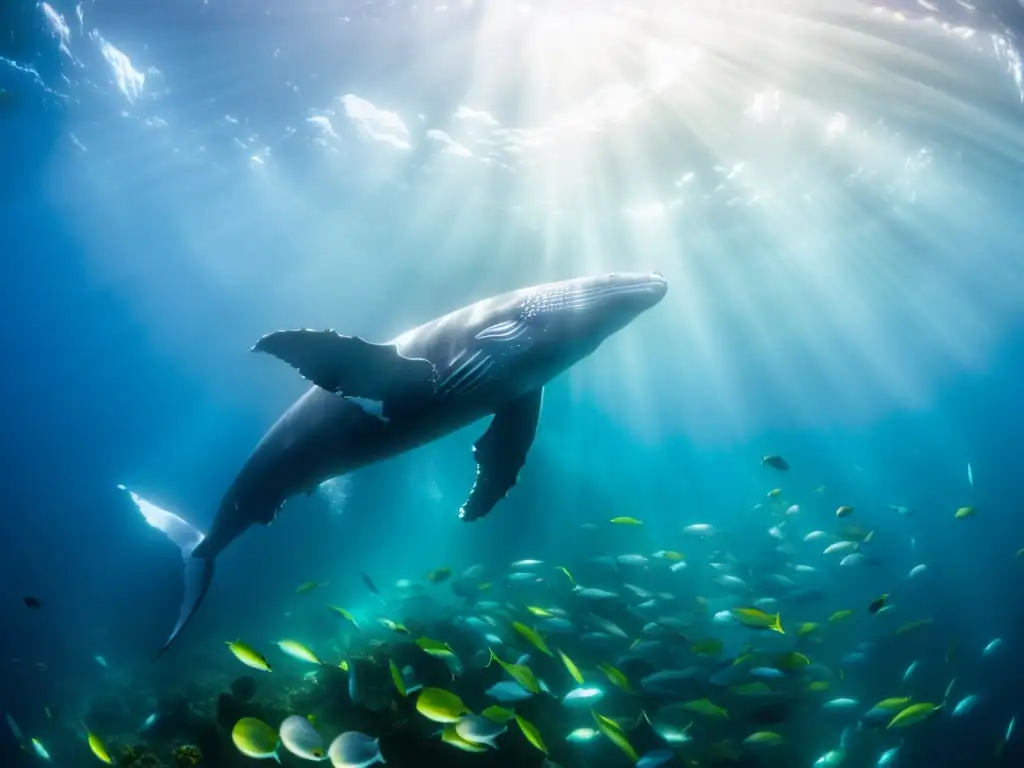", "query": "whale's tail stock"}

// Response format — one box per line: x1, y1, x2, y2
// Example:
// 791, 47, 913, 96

118, 485, 214, 659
